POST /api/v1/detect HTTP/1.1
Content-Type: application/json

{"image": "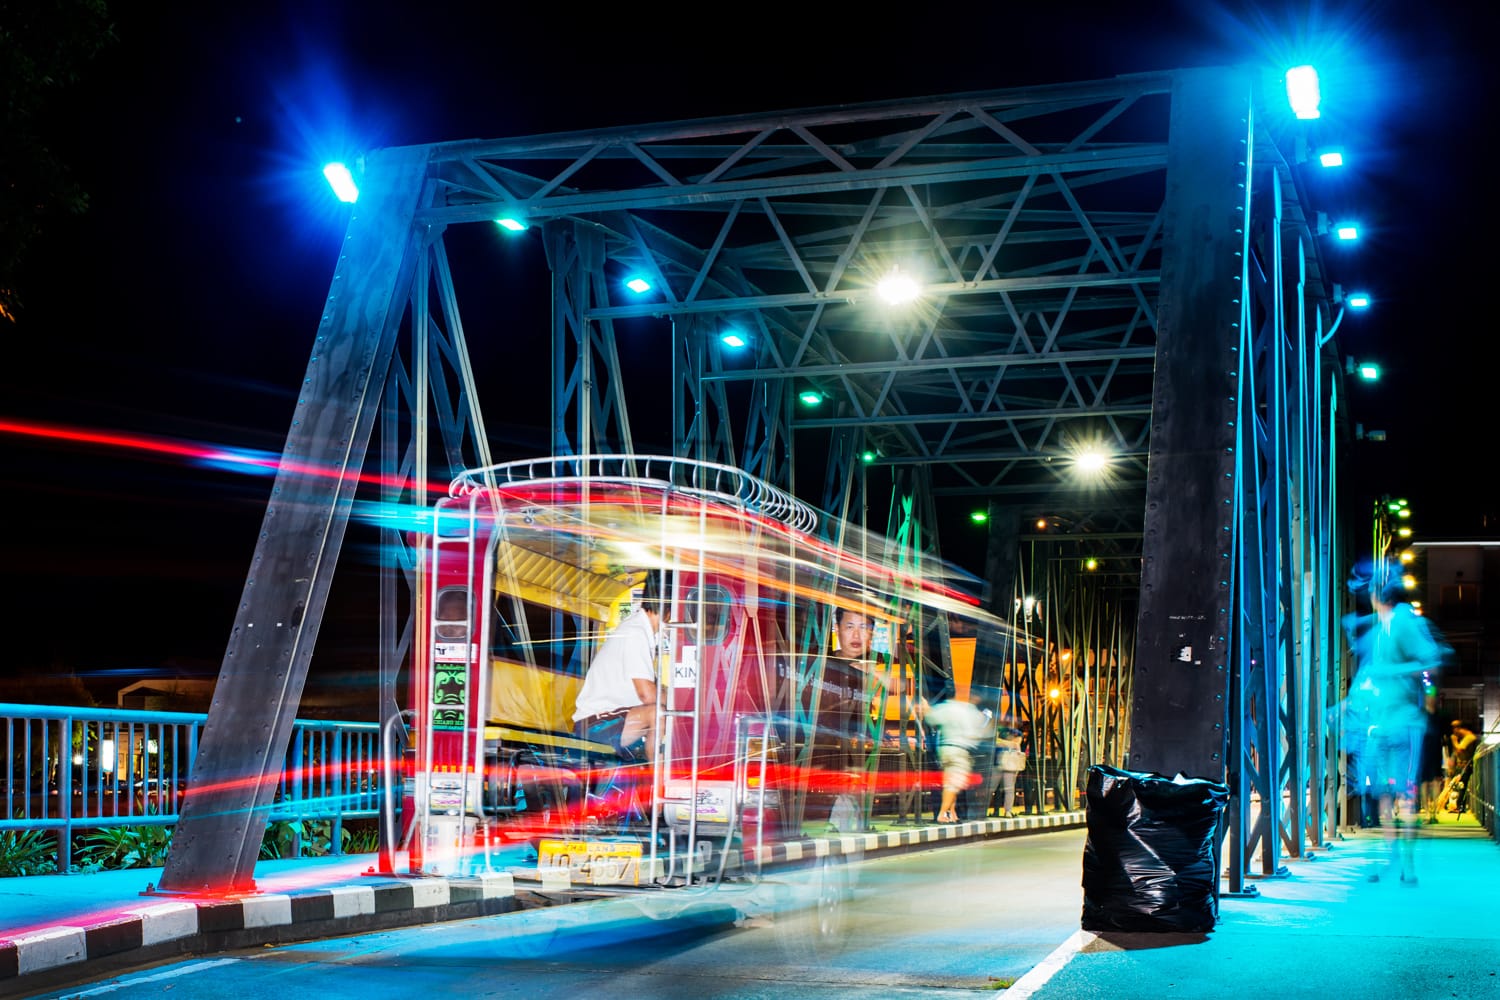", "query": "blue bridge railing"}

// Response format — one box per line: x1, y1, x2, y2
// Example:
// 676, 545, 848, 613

1, 703, 382, 870
1472, 740, 1497, 841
